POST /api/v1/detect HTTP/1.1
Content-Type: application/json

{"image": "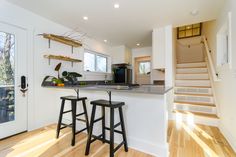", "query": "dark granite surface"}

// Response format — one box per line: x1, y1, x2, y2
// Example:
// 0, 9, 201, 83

42, 84, 173, 95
